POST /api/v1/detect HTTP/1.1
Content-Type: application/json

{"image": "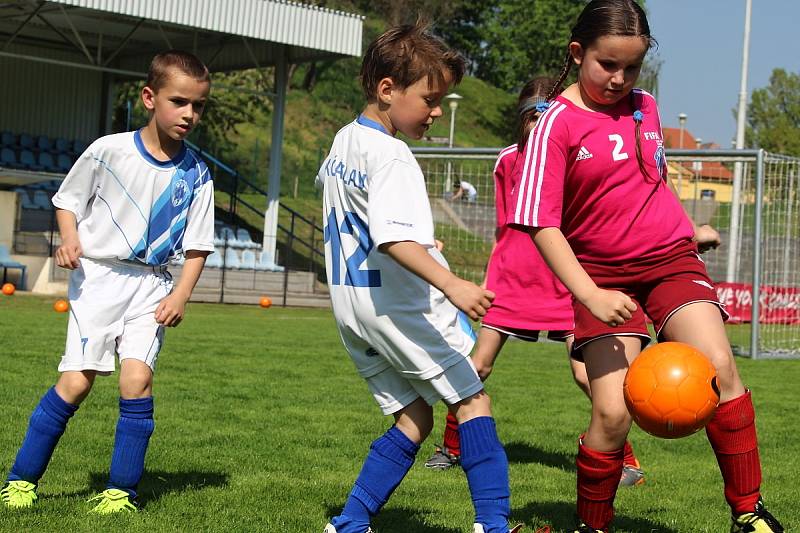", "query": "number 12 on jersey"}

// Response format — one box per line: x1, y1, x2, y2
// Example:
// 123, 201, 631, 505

324, 207, 382, 287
